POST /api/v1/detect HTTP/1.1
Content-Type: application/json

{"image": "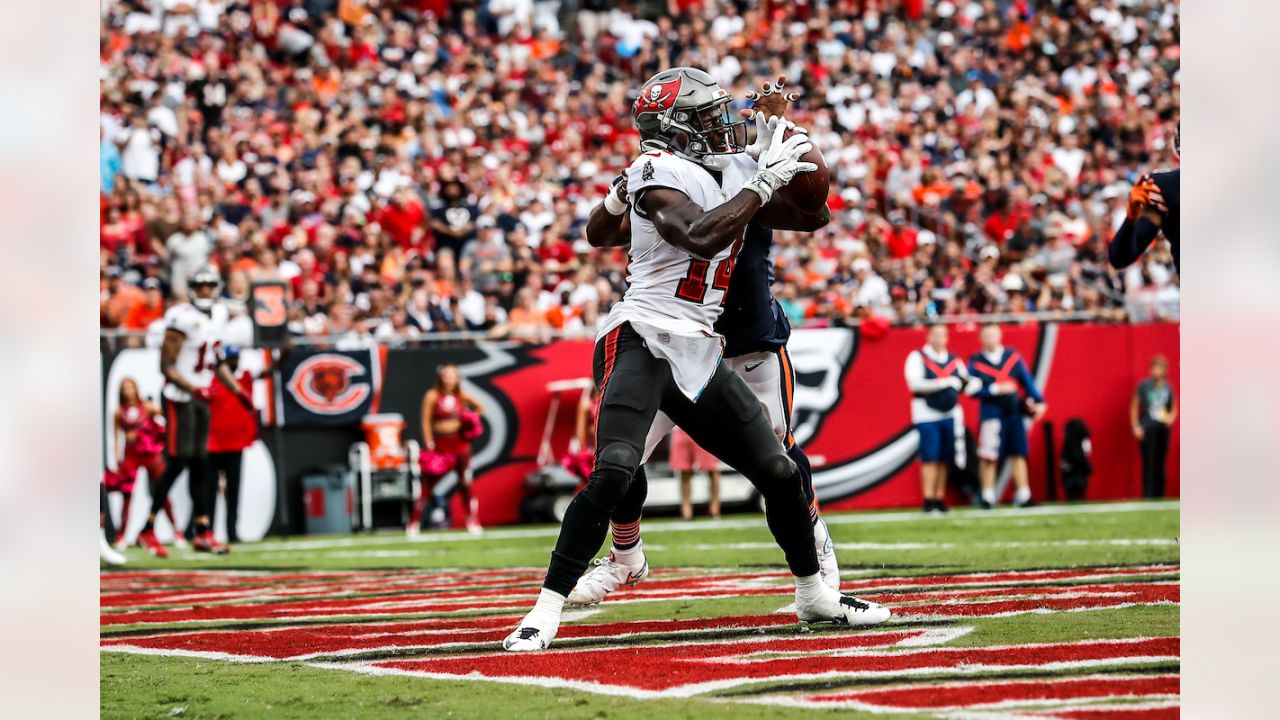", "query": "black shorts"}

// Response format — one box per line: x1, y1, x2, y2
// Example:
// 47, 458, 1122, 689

593, 323, 786, 478
163, 397, 211, 460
